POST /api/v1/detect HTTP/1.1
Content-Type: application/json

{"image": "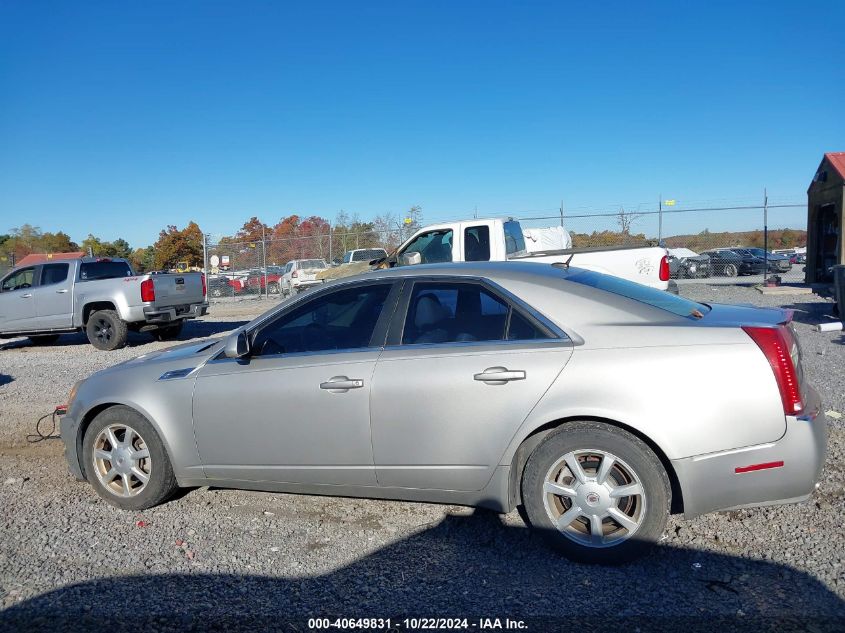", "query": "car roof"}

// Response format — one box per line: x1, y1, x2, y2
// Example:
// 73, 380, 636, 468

327, 261, 576, 286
